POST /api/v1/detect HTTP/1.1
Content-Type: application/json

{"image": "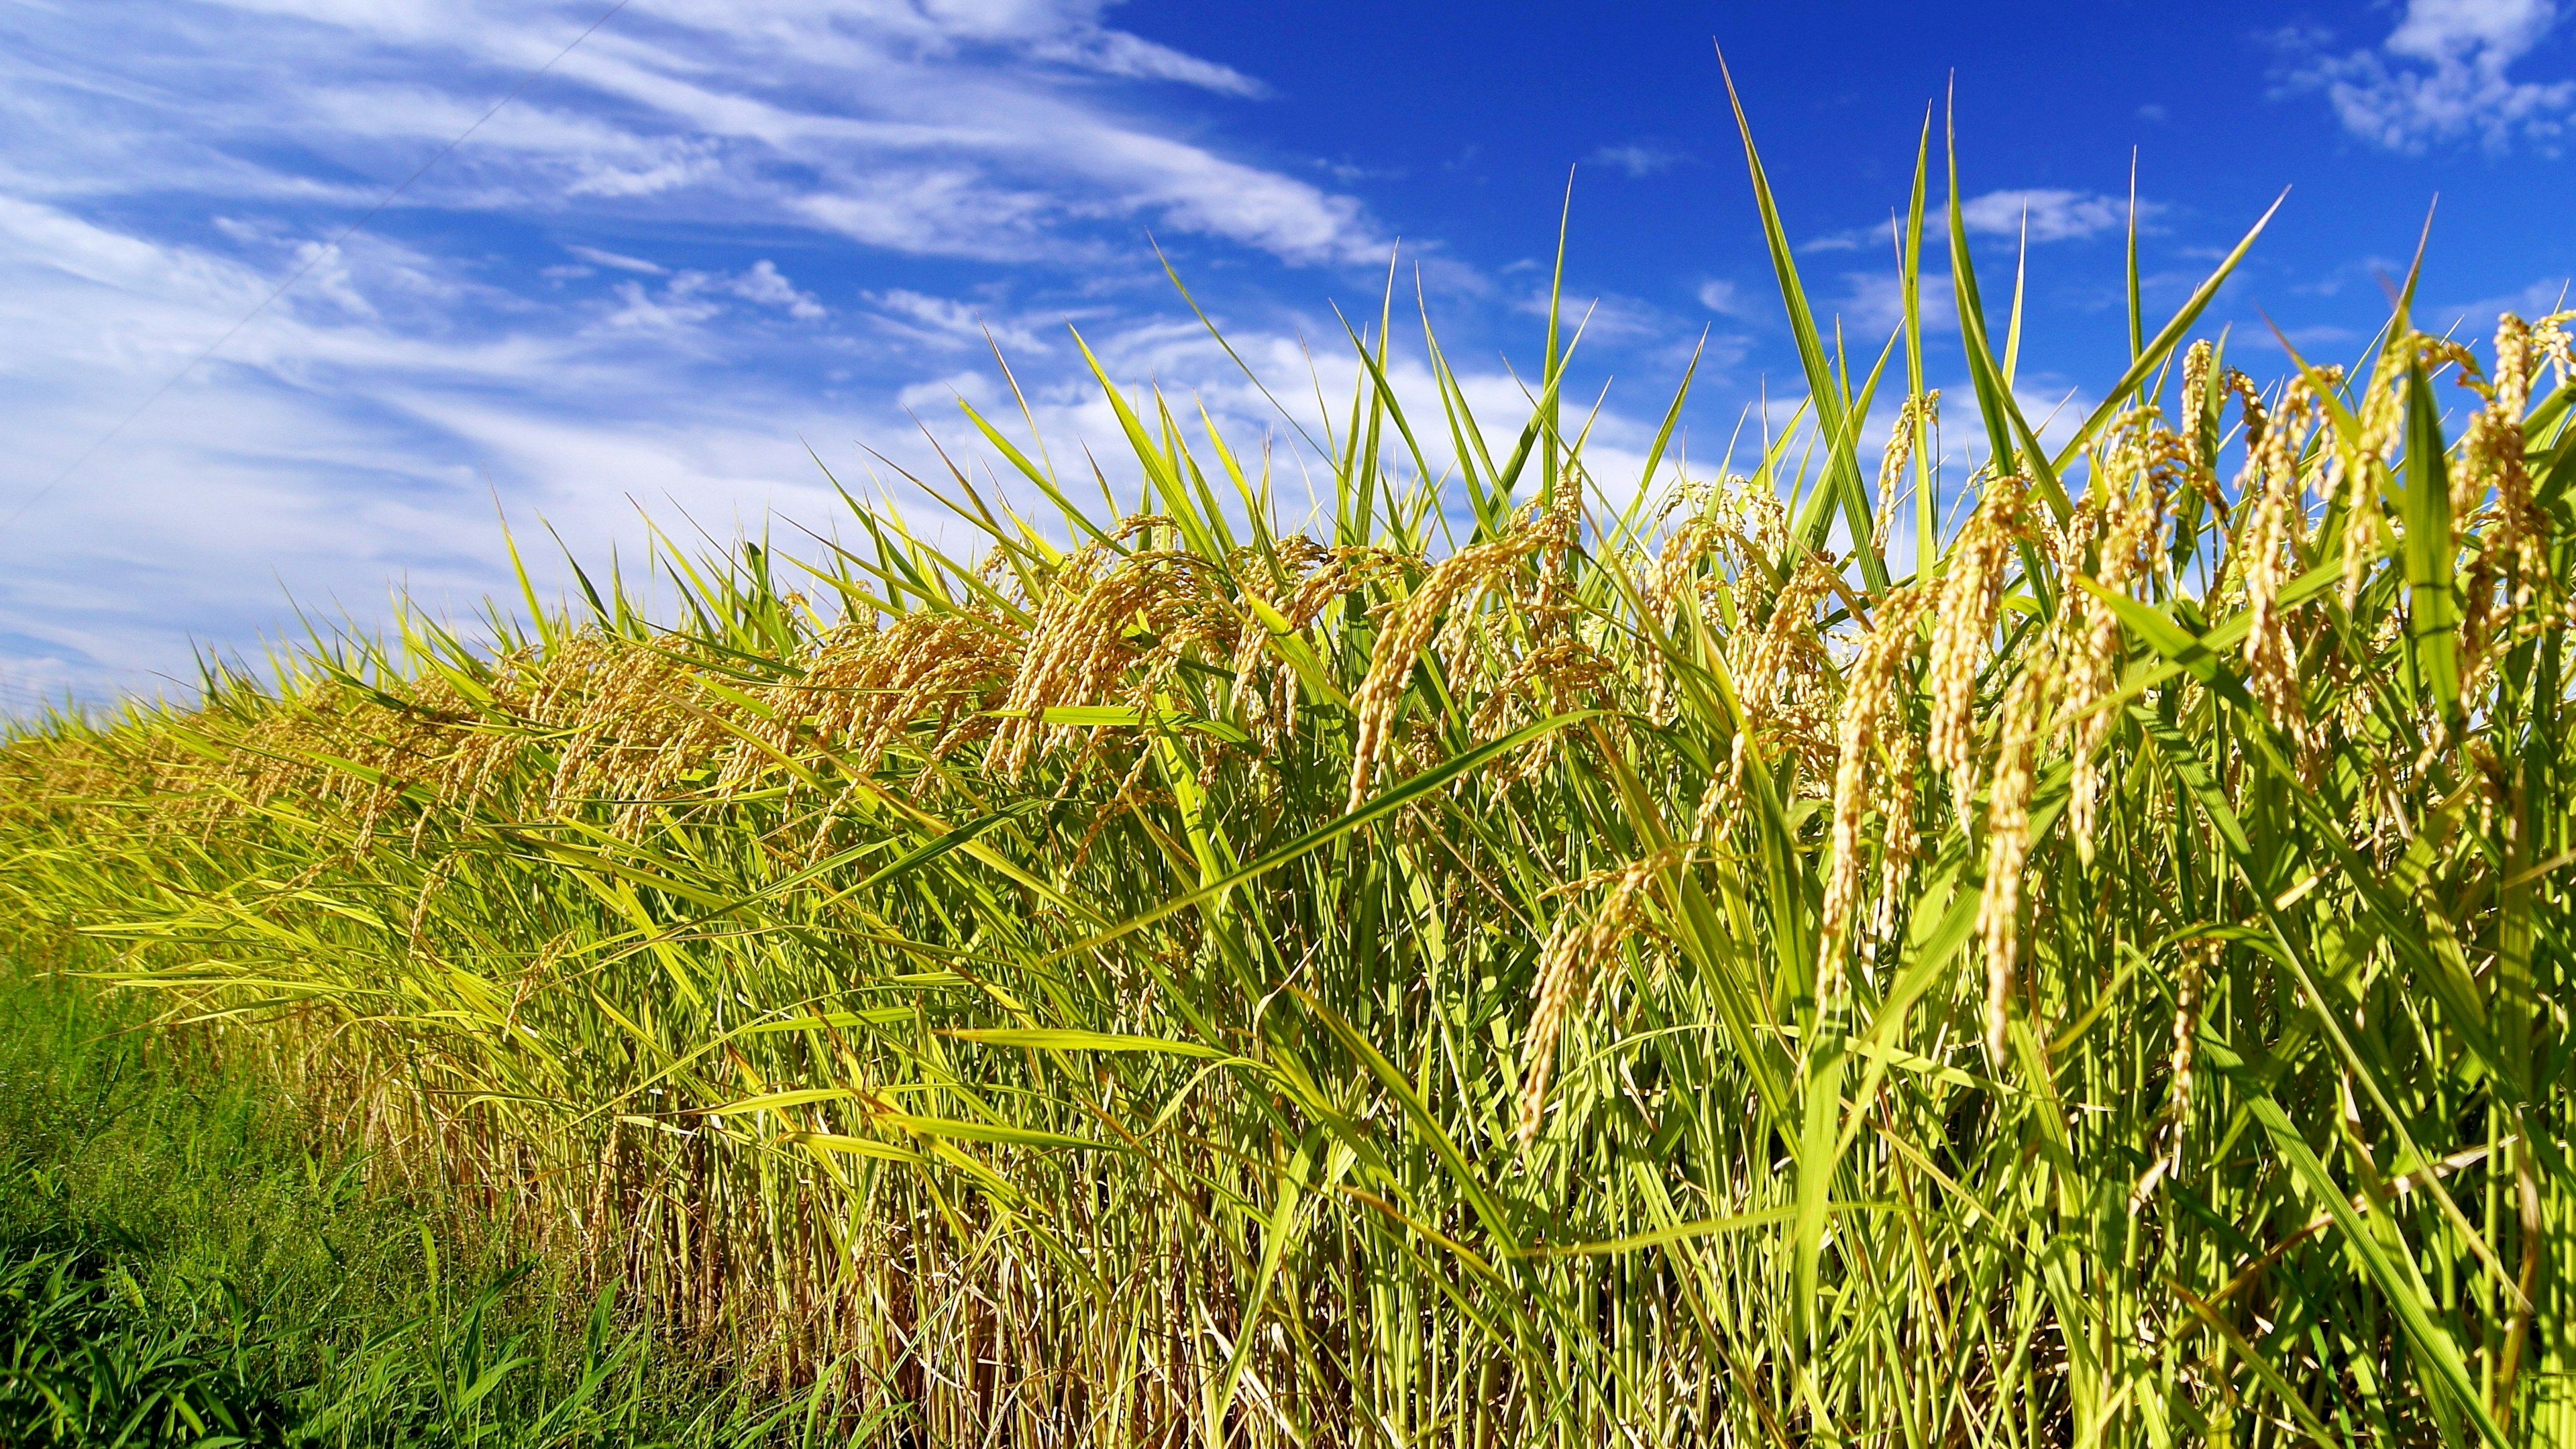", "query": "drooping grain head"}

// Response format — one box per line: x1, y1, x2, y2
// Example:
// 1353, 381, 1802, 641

2461, 314, 2563, 612
529, 632, 746, 839
723, 610, 1018, 803
994, 539, 1243, 782
1928, 476, 2025, 828
1346, 502, 1558, 812
1978, 666, 2049, 1067
2235, 379, 2319, 744
1727, 544, 1843, 788
1517, 850, 1674, 1144
1872, 392, 1938, 556
1640, 513, 1725, 721
2063, 417, 2174, 855
1818, 587, 1929, 995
